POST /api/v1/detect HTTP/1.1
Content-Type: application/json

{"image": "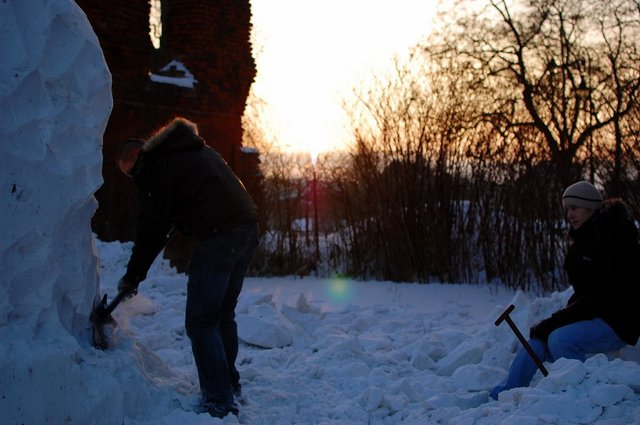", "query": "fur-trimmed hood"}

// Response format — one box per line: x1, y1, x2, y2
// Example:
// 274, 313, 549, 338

143, 117, 203, 153
598, 198, 638, 239
570, 197, 639, 244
